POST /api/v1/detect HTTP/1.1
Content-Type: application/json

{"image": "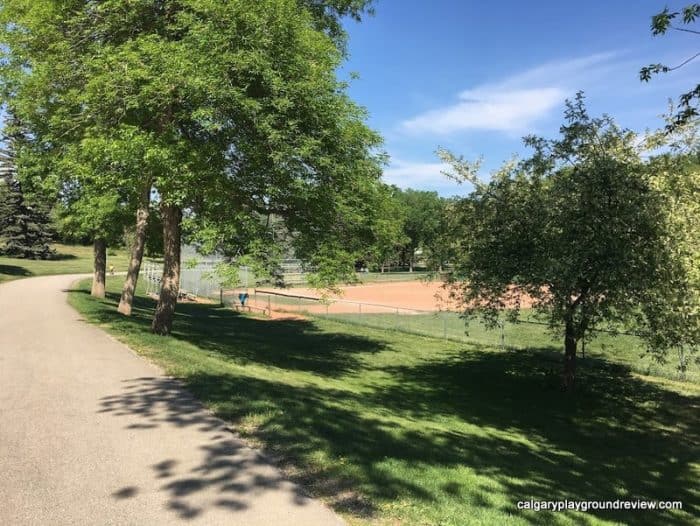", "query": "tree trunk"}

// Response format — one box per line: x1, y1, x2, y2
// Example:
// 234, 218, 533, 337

118, 184, 151, 315
409, 259, 414, 273
91, 238, 106, 298
563, 318, 577, 391
151, 203, 182, 336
